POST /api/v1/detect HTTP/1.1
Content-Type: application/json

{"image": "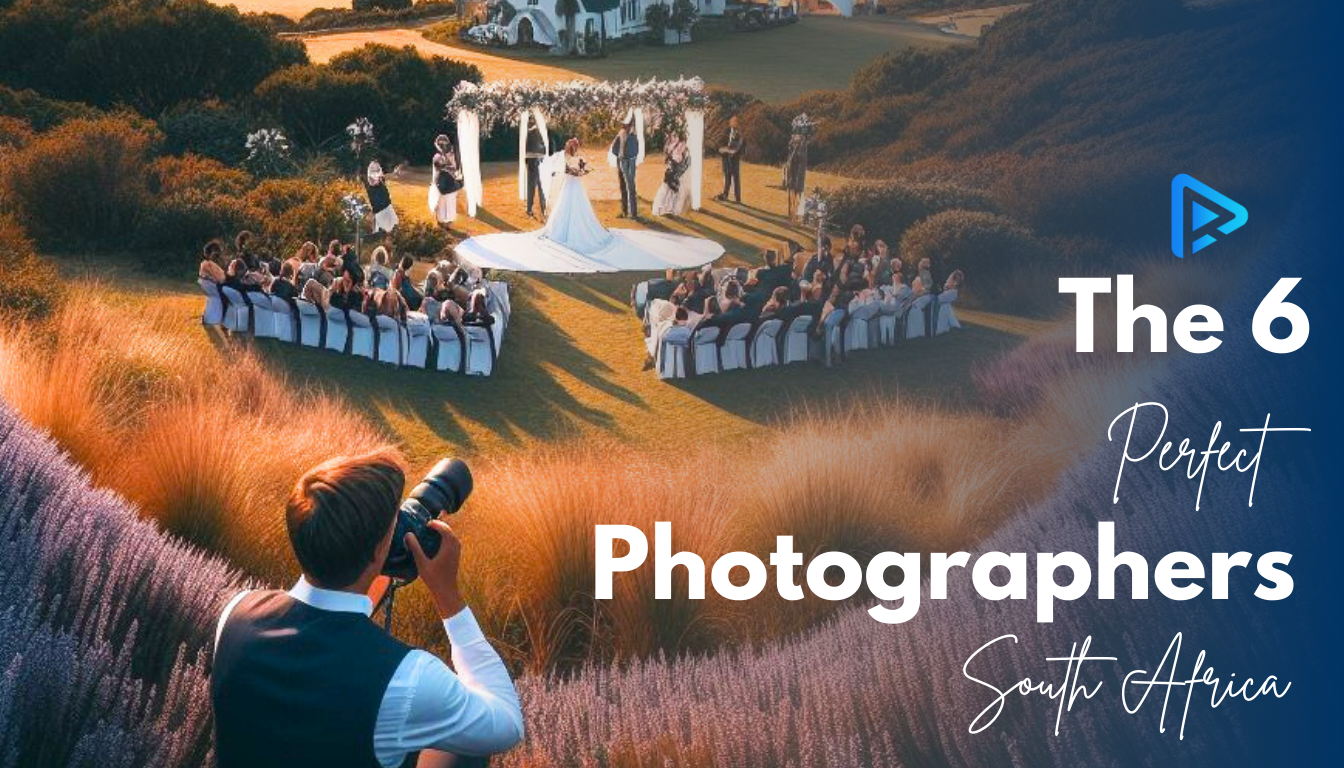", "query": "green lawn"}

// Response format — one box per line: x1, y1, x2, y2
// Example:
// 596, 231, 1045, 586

105, 157, 1044, 467
424, 16, 967, 102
